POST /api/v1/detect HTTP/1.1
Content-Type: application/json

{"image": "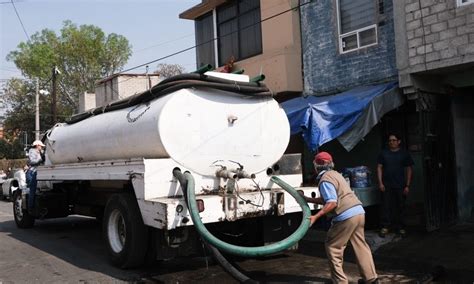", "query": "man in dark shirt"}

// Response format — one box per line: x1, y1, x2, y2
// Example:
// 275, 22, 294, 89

377, 134, 414, 237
